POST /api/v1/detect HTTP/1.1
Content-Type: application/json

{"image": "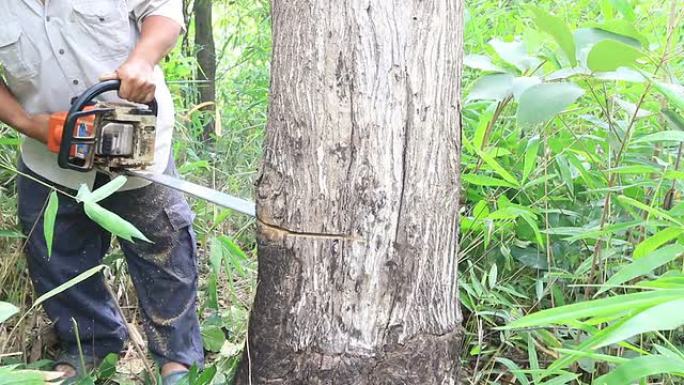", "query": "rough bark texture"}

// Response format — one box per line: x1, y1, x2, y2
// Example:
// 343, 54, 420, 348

193, 0, 216, 140
237, 1, 464, 384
